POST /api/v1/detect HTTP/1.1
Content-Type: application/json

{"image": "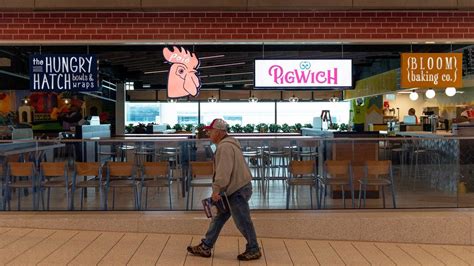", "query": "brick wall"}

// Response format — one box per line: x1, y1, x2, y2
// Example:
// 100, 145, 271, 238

0, 11, 473, 41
